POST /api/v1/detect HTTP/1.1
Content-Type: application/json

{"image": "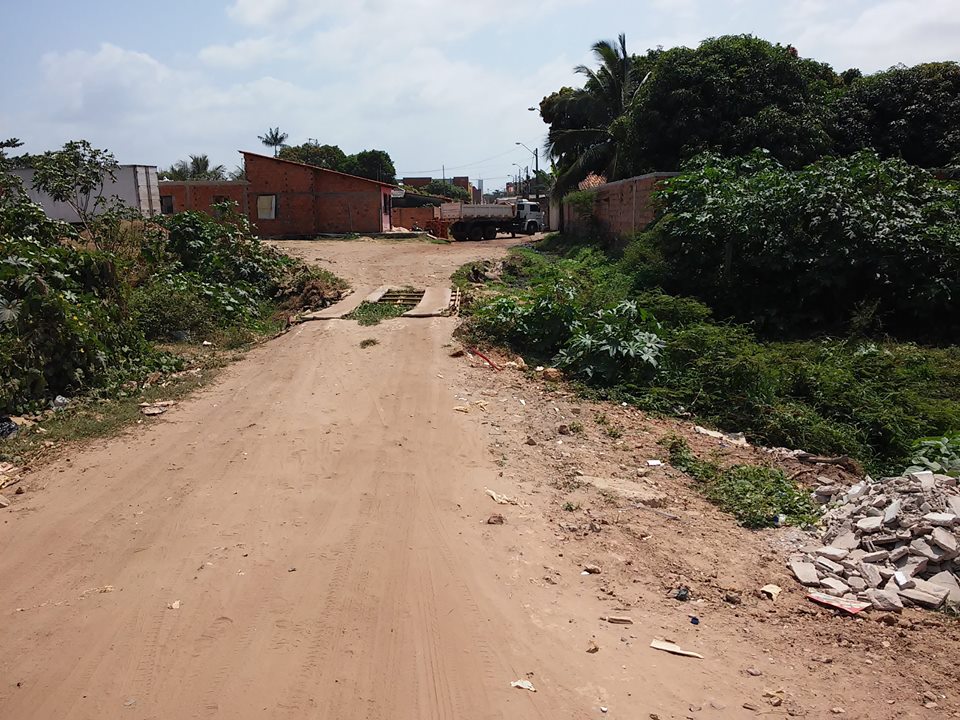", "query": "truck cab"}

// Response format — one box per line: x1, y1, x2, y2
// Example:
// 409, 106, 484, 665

515, 201, 545, 234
